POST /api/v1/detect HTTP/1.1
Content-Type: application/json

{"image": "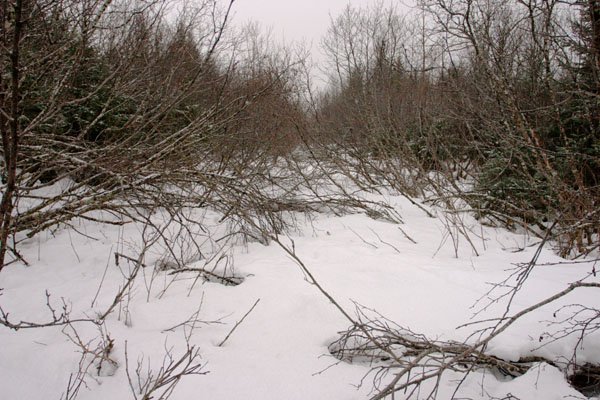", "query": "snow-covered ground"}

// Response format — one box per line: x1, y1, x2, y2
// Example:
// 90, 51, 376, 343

1, 190, 598, 399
